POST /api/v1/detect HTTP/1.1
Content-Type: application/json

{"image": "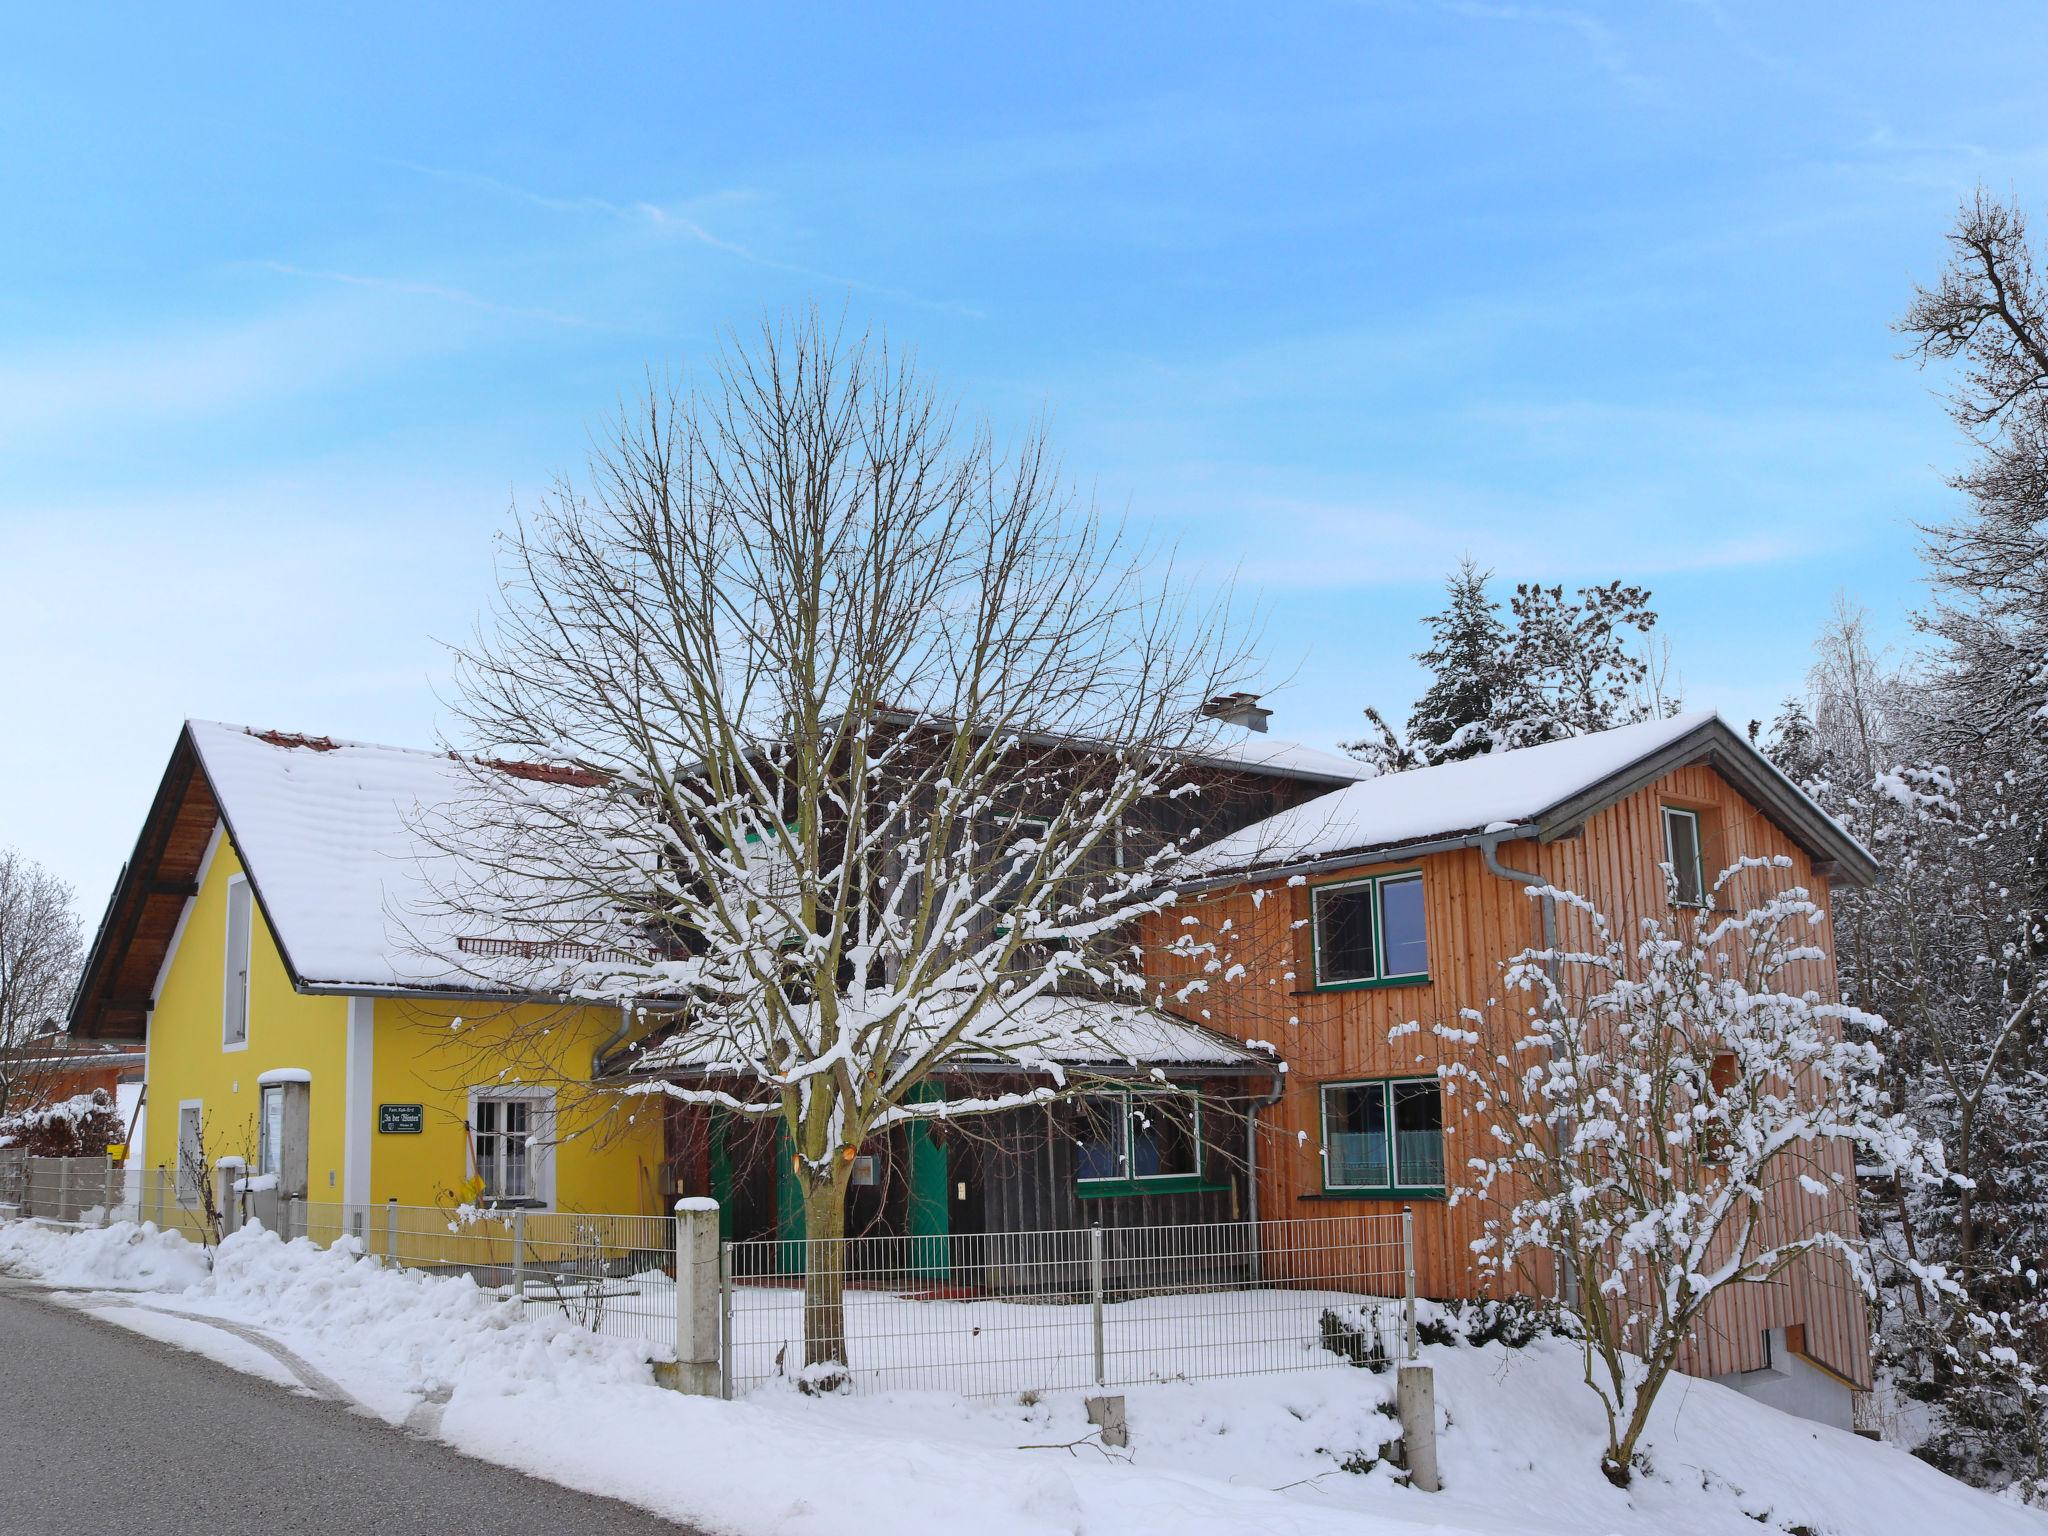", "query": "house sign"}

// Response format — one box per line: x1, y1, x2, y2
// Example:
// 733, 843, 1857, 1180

377, 1103, 424, 1134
